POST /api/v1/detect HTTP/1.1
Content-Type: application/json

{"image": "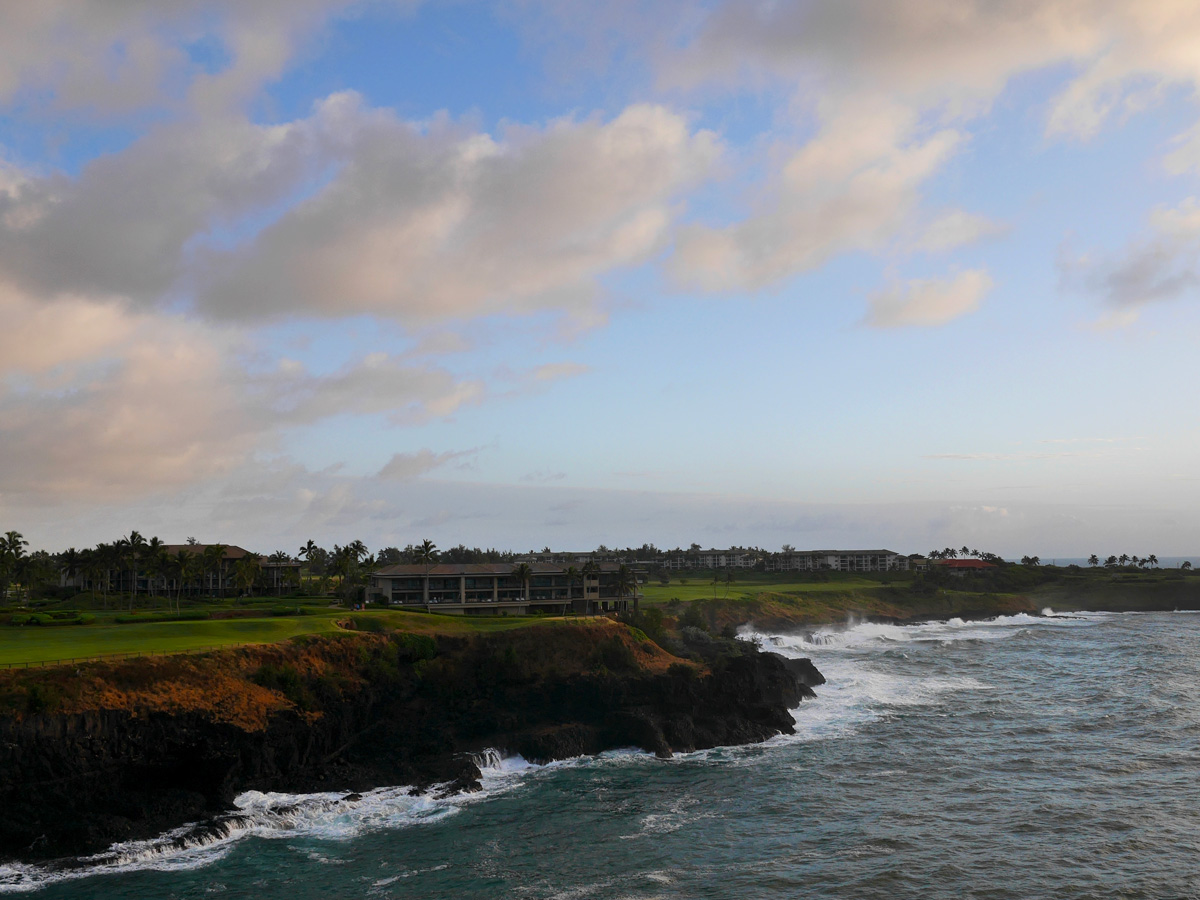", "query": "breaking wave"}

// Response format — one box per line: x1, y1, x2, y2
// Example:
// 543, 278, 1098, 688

0, 751, 534, 894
